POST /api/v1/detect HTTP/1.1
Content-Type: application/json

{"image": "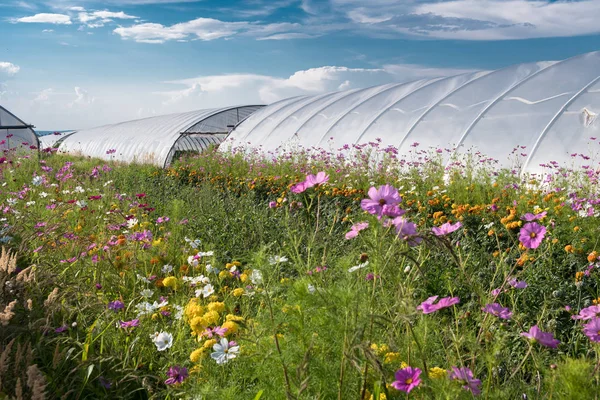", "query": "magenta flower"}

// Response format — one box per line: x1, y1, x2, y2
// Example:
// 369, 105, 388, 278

360, 185, 401, 217
520, 325, 560, 348
519, 222, 546, 249
449, 366, 481, 396
391, 366, 421, 393
345, 222, 369, 240
393, 217, 422, 246
571, 305, 600, 320
417, 296, 460, 314
107, 300, 125, 311
119, 319, 140, 329
583, 317, 600, 342
305, 171, 329, 187
291, 181, 308, 194
381, 204, 406, 218
482, 303, 512, 319
164, 366, 188, 385
268, 201, 277, 208
509, 278, 527, 289
432, 221, 462, 236
521, 211, 547, 221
